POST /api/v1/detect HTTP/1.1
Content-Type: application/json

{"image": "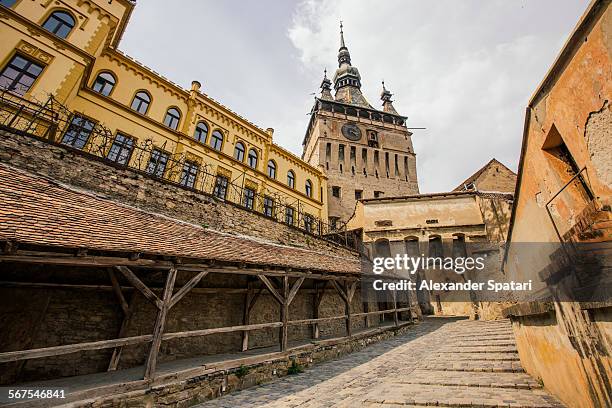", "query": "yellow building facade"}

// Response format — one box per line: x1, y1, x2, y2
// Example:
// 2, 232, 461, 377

0, 0, 328, 229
